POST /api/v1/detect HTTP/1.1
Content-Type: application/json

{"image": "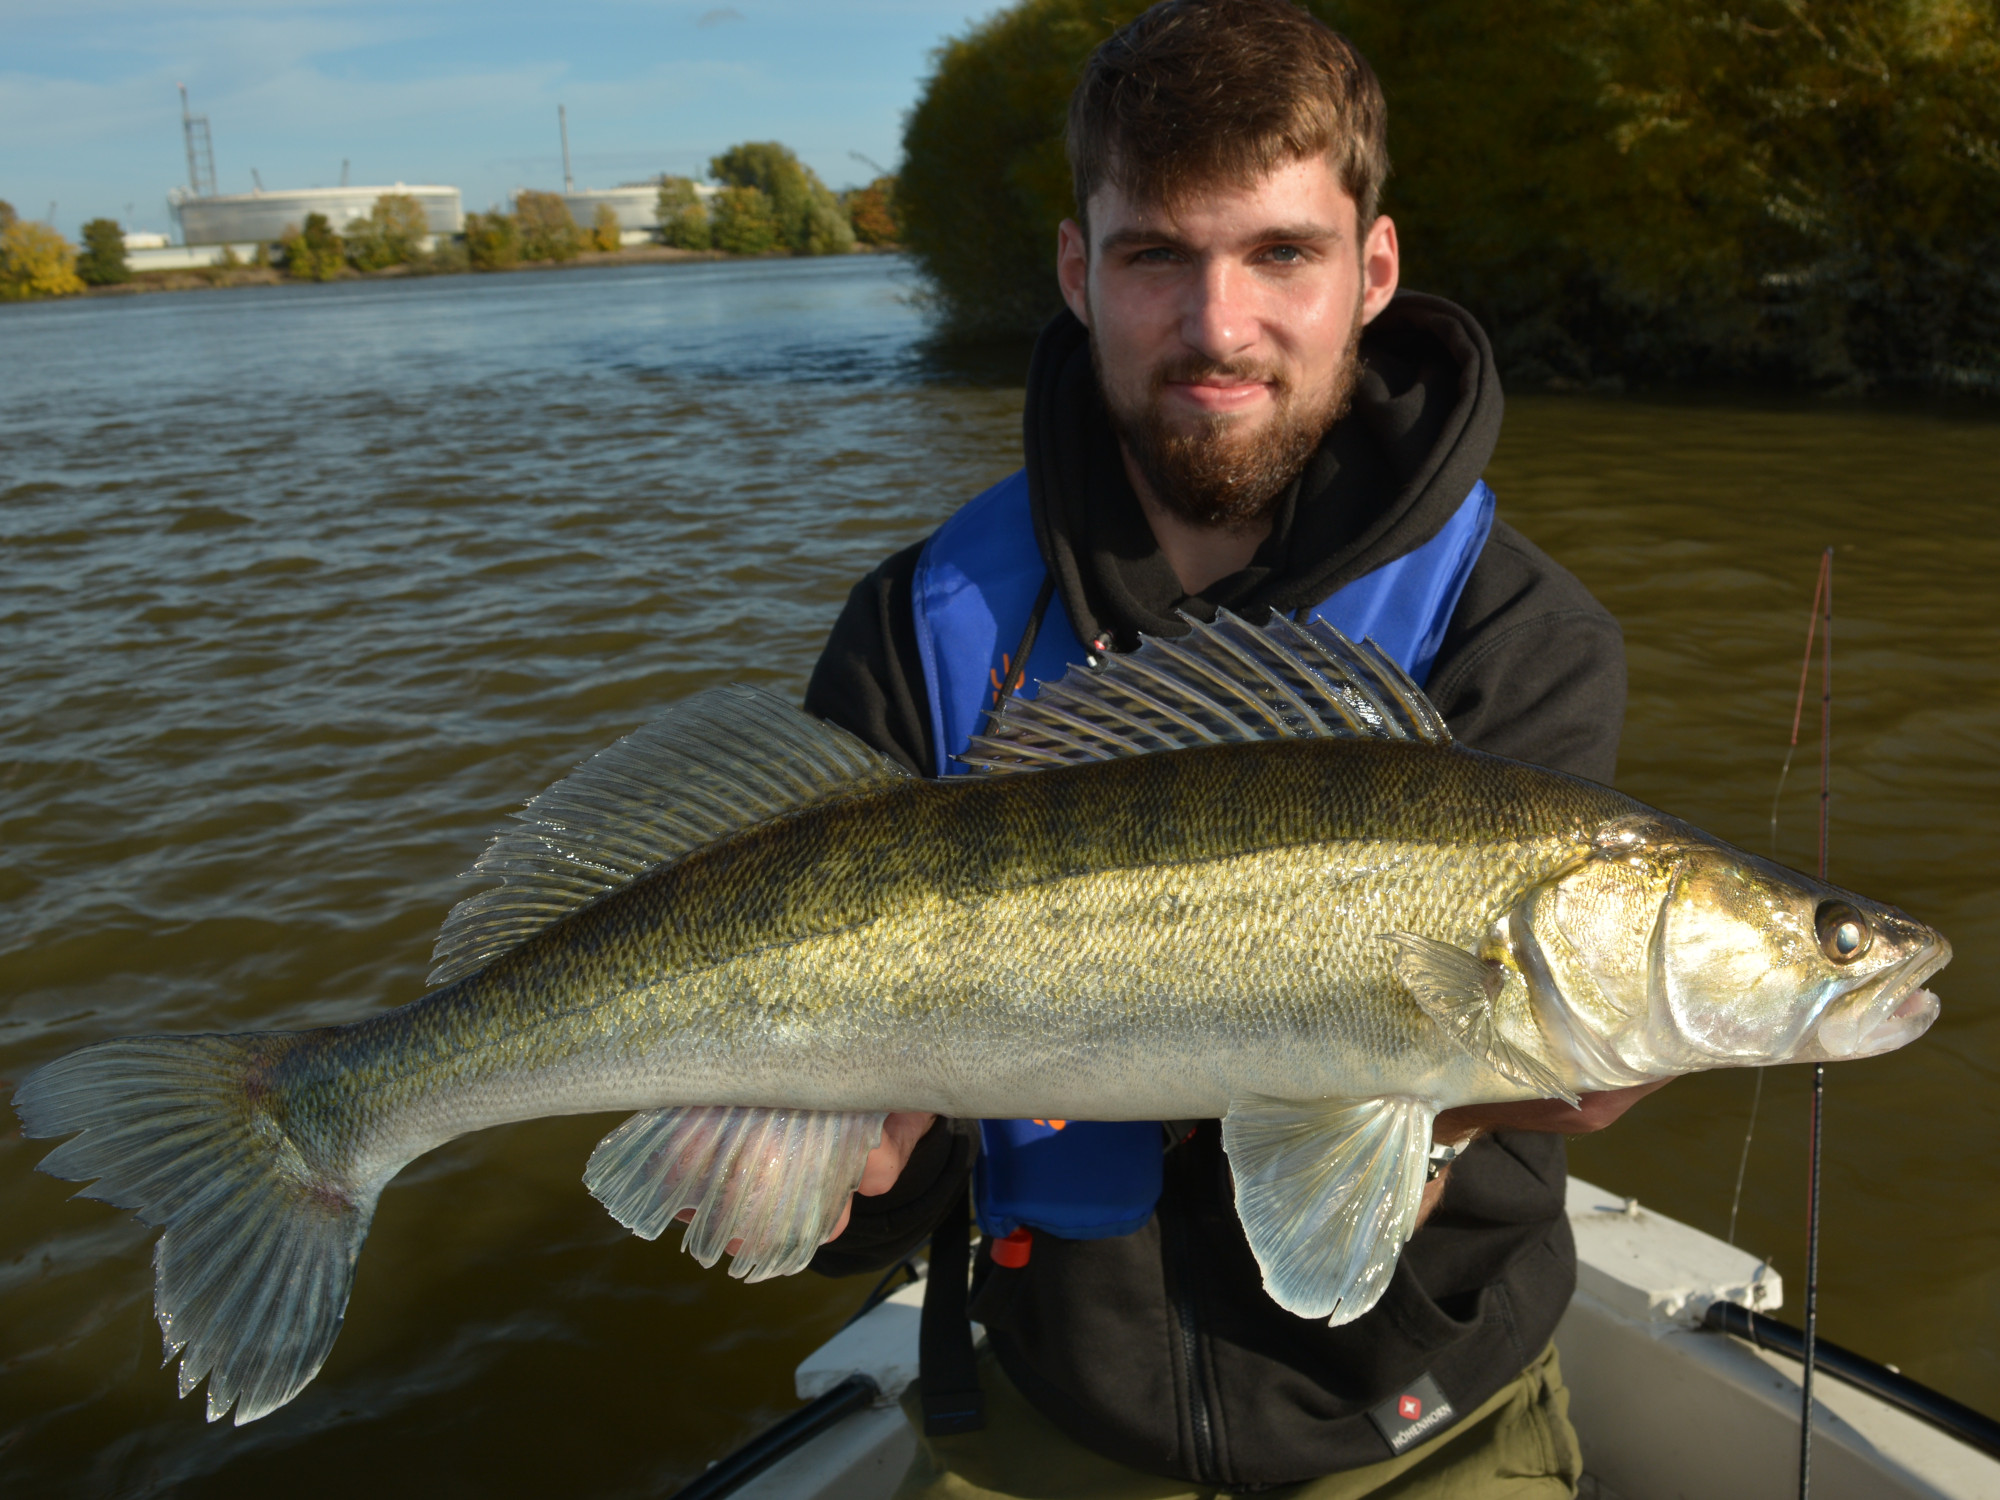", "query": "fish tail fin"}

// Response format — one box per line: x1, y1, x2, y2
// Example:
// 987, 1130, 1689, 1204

13, 1033, 378, 1425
